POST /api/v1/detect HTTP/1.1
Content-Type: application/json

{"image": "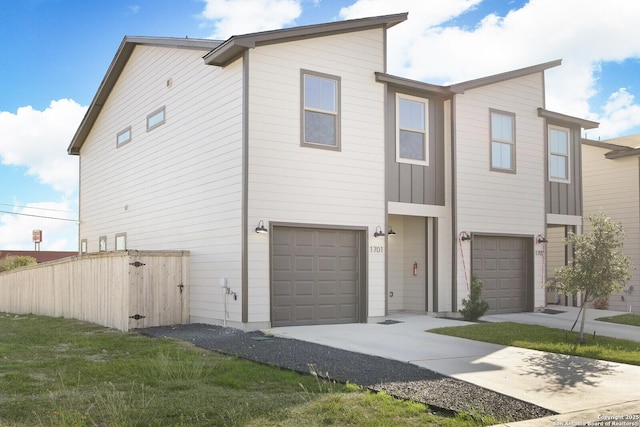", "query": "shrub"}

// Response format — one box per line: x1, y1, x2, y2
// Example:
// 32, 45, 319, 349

0, 255, 37, 272
460, 275, 490, 321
